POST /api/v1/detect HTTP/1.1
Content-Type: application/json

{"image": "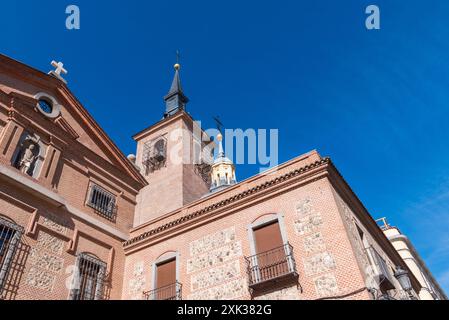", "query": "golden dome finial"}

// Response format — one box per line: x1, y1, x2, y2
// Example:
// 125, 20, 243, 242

174, 50, 181, 70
